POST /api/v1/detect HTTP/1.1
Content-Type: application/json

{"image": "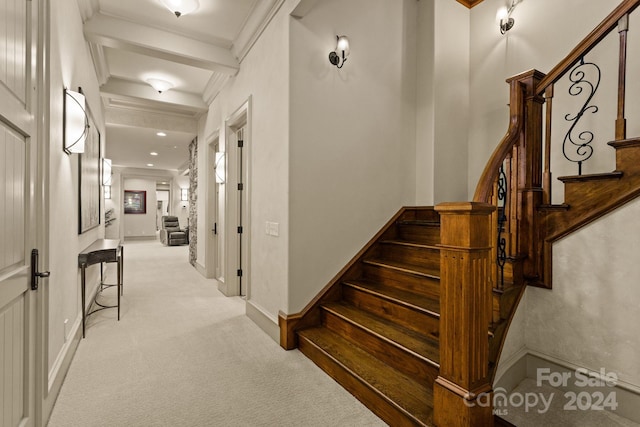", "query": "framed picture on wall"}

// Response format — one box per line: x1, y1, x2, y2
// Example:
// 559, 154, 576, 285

124, 190, 147, 214
78, 110, 101, 234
